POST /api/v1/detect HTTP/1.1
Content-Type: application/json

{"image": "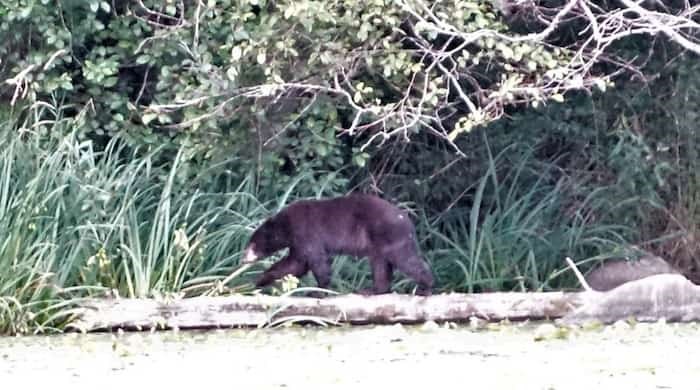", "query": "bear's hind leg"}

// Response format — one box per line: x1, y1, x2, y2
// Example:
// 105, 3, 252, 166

255, 254, 308, 288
